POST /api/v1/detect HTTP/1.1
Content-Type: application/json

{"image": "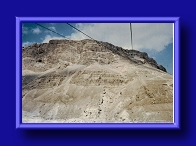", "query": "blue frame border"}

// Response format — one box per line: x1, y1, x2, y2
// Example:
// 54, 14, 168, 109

16, 17, 180, 129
